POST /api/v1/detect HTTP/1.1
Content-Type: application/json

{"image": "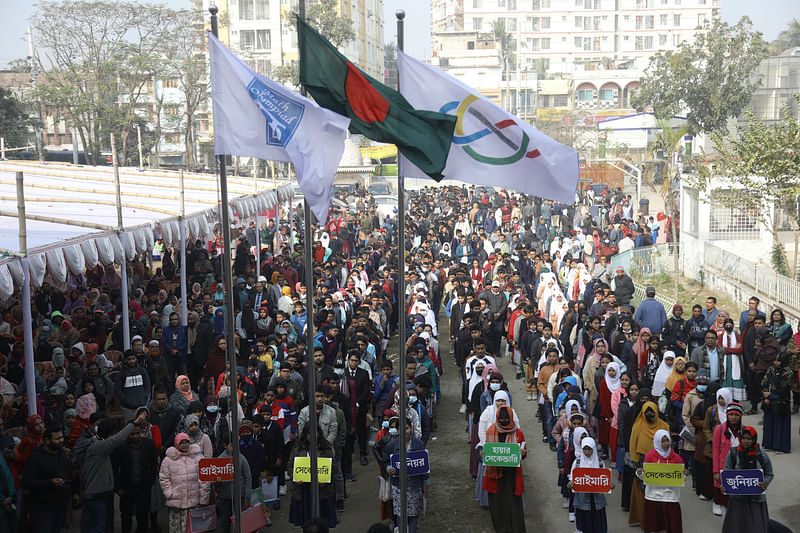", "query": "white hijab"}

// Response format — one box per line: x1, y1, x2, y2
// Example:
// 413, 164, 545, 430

572, 426, 589, 450
653, 429, 672, 459
578, 437, 600, 468
604, 362, 622, 394
652, 352, 676, 396
716, 388, 733, 424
